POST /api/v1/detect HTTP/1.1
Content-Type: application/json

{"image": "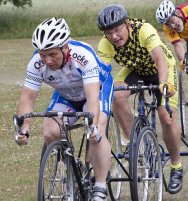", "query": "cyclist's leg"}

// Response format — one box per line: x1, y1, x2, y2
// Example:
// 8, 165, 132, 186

113, 70, 140, 140
88, 75, 113, 199
157, 85, 183, 193
157, 68, 181, 165
43, 89, 78, 145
